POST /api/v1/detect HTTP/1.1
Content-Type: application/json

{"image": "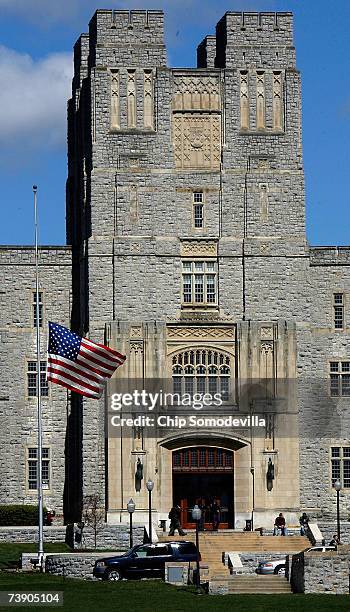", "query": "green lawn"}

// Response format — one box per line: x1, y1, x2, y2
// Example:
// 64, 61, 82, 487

0, 573, 349, 612
0, 543, 71, 570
